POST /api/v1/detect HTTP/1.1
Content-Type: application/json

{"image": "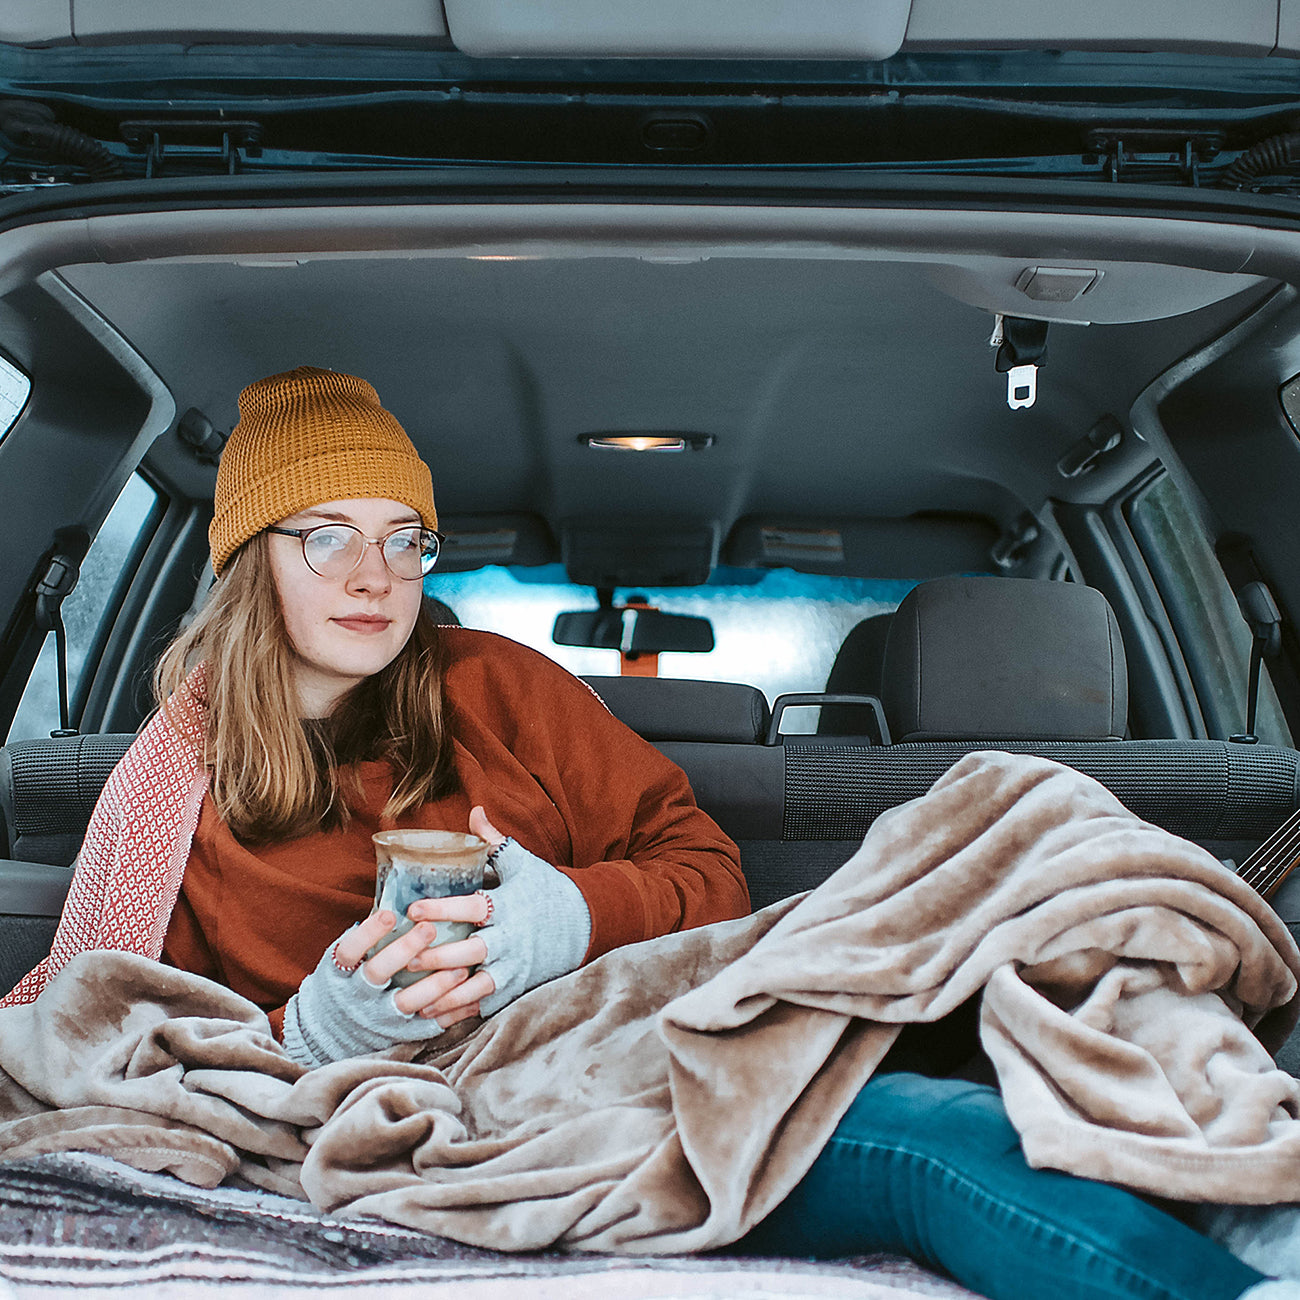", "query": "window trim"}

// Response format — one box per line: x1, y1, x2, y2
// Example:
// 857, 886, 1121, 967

67, 472, 167, 731
1123, 467, 1292, 746
1050, 489, 1201, 740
